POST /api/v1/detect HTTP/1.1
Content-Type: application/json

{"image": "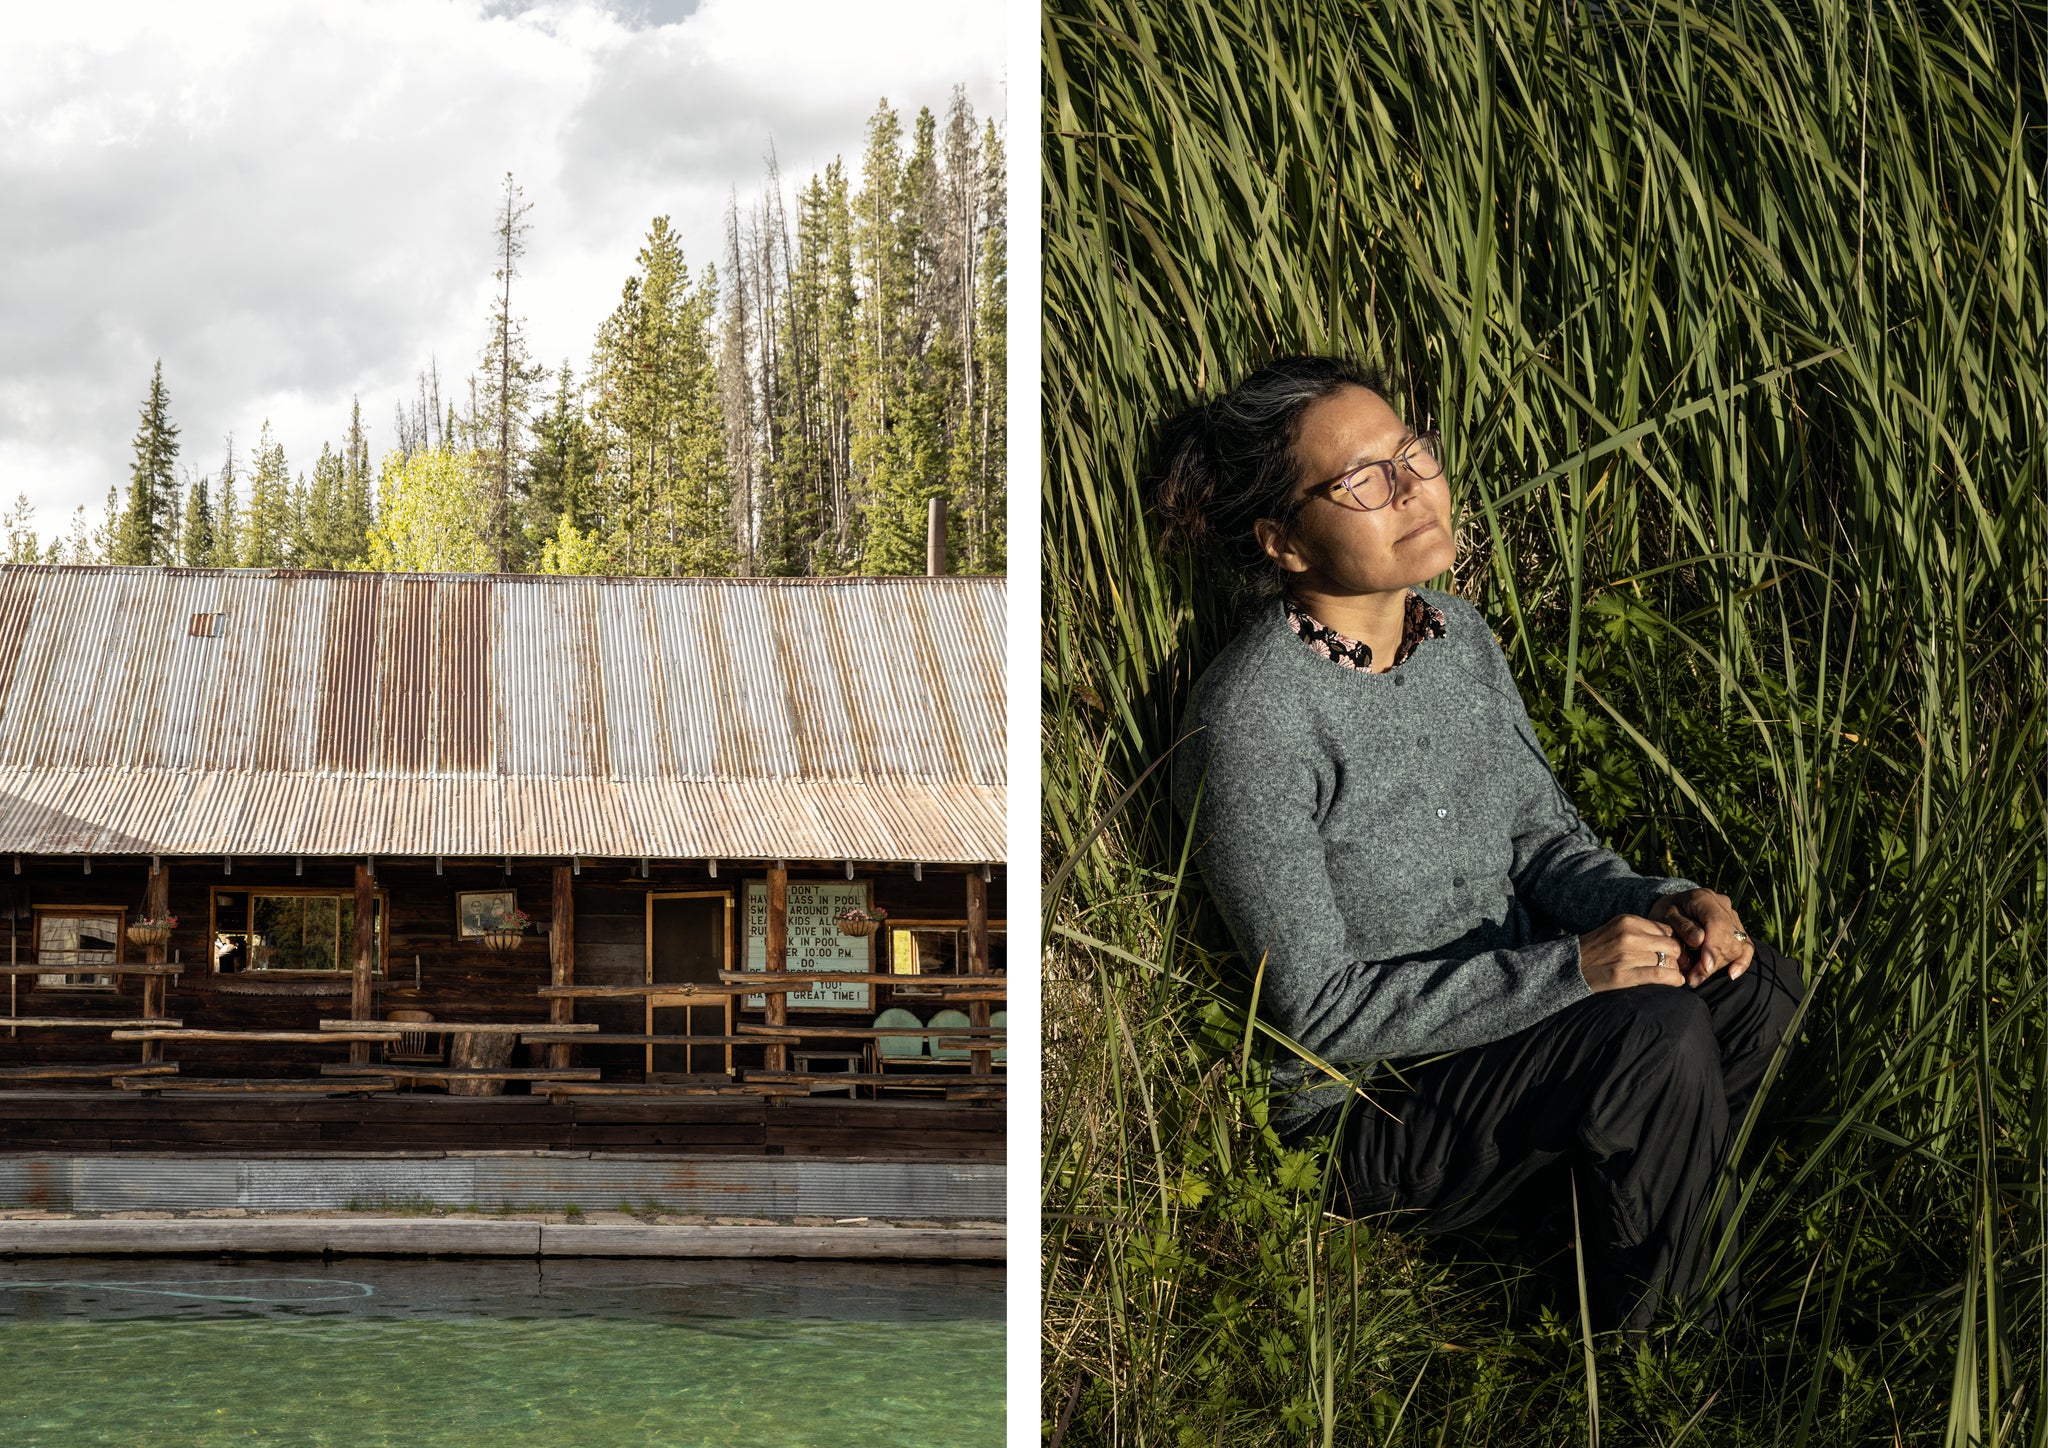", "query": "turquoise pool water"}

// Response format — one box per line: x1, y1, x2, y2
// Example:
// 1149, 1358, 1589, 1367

0, 1258, 1004, 1446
